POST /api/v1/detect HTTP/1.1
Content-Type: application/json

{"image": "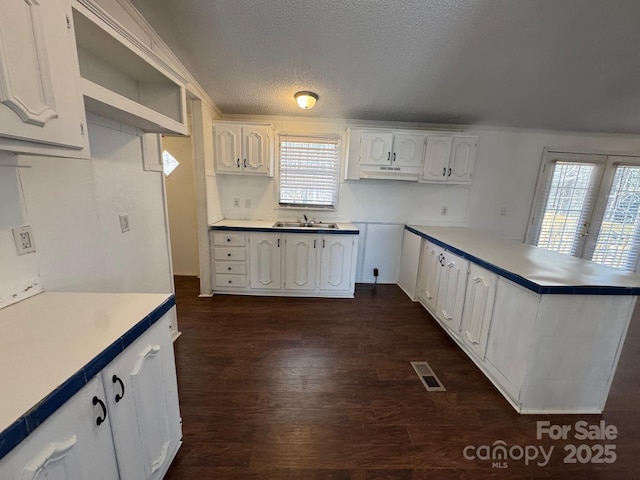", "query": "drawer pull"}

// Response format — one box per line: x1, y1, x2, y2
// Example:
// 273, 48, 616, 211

92, 396, 107, 426
228, 280, 232, 284
227, 238, 231, 242
112, 375, 125, 403
227, 253, 231, 257
228, 267, 232, 271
